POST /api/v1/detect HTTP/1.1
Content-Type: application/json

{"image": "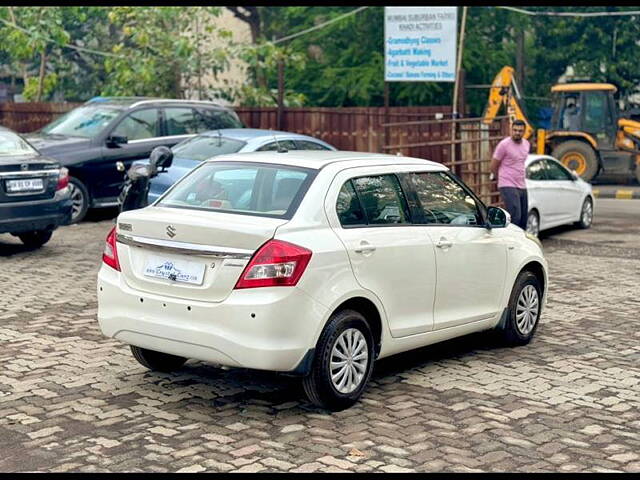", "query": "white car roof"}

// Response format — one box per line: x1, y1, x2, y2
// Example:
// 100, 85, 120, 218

526, 154, 556, 165
204, 150, 446, 171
